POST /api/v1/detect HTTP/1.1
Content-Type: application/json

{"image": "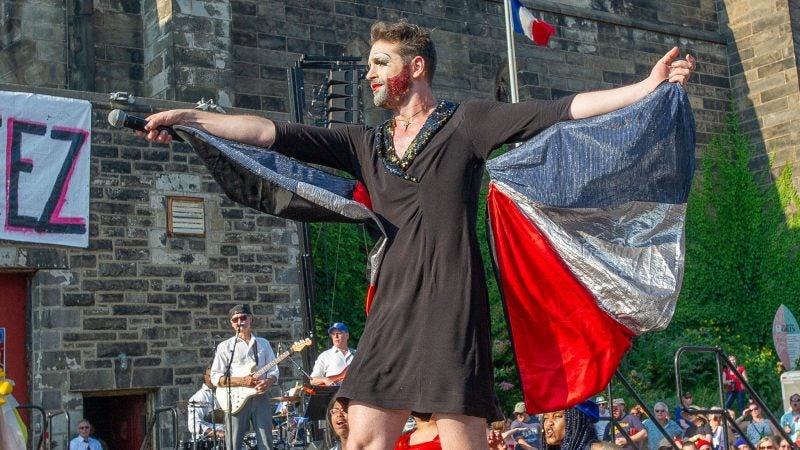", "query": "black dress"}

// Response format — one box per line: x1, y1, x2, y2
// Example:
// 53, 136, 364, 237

272, 96, 574, 419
